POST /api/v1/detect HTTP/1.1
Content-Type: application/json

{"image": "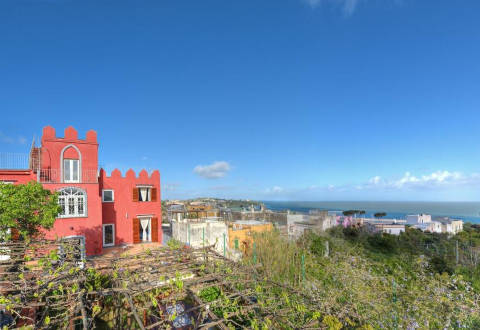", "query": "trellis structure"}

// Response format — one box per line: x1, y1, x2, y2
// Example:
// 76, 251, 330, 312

0, 239, 322, 329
